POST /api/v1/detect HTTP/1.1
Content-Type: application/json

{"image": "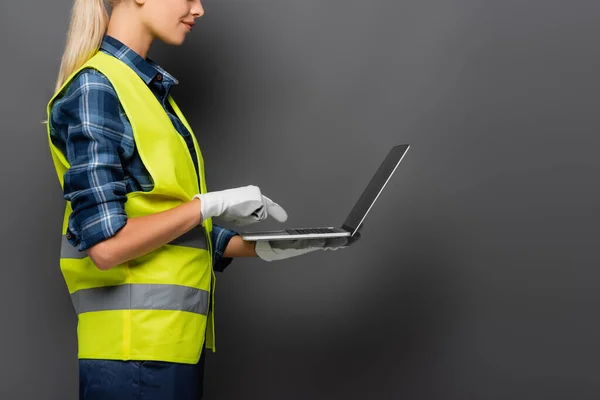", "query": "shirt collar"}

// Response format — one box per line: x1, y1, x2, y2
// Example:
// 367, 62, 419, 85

99, 35, 179, 86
